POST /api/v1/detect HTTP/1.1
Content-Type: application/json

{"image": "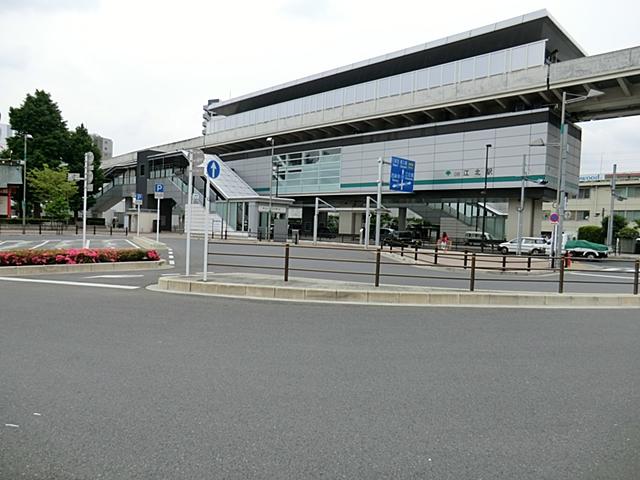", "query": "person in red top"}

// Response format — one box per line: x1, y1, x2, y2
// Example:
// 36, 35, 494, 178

439, 232, 450, 251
